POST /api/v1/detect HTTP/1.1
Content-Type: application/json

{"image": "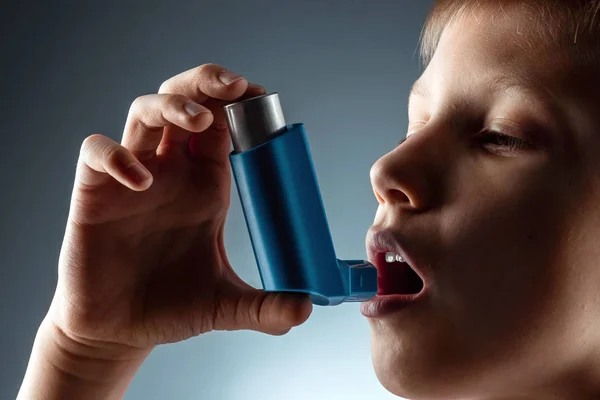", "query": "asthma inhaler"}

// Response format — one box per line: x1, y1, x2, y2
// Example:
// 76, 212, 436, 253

224, 92, 378, 306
